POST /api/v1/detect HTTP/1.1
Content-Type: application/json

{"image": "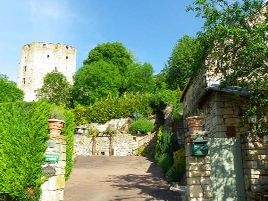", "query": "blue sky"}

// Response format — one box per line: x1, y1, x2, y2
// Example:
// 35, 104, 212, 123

0, 0, 203, 81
